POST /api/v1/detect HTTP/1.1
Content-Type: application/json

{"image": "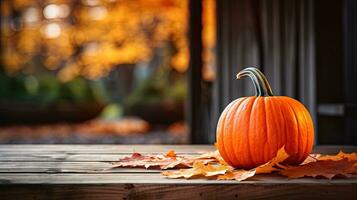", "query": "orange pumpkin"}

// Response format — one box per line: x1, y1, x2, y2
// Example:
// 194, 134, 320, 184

216, 67, 314, 169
